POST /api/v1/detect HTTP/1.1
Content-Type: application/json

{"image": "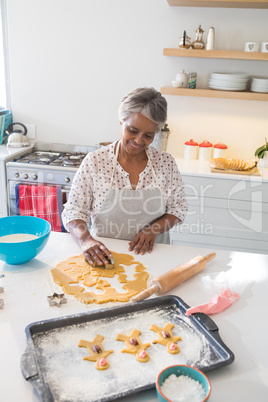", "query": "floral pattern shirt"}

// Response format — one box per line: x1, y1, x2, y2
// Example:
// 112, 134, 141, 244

62, 142, 188, 230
